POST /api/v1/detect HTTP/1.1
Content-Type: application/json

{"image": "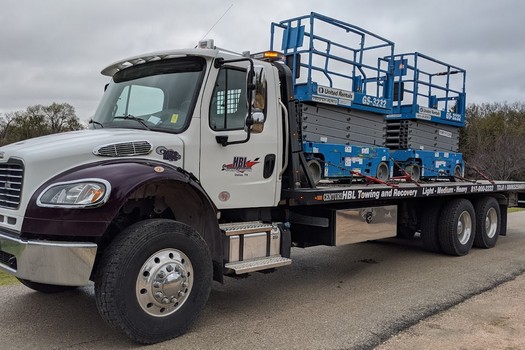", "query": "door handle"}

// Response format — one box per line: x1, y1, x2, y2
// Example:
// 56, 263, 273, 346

263, 154, 276, 179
